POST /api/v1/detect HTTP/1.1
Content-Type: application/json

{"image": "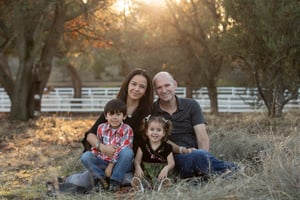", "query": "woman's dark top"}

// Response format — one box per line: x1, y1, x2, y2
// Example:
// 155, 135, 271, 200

82, 108, 146, 154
